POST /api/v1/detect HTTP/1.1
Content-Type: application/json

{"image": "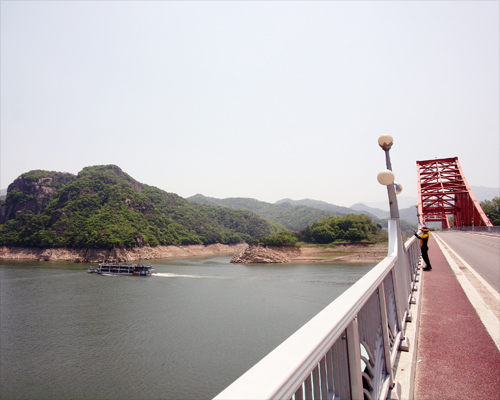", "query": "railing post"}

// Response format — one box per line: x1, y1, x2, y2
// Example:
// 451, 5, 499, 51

326, 349, 334, 397
347, 317, 363, 400
388, 221, 406, 336
304, 375, 312, 399
378, 283, 394, 386
312, 366, 320, 399
319, 357, 328, 399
